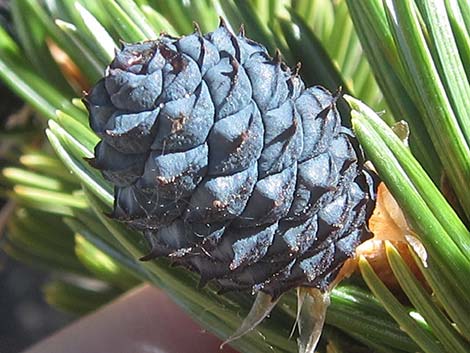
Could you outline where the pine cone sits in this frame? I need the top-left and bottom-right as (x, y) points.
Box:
(85, 22), (377, 298)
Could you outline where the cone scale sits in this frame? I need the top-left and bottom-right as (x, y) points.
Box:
(85, 22), (377, 299)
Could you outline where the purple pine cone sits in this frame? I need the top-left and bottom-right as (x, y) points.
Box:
(85, 22), (377, 298)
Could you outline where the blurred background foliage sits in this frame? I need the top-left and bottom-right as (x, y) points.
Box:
(1, 1), (470, 352)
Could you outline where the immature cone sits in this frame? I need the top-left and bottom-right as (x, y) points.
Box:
(85, 22), (377, 298)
